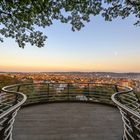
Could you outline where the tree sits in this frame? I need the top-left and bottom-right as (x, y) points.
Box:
(0, 75), (20, 91)
(0, 0), (140, 48)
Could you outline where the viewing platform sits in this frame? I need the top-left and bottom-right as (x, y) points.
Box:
(0, 83), (140, 140)
(13, 103), (123, 140)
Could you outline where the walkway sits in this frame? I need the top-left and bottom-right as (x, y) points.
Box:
(13, 103), (123, 140)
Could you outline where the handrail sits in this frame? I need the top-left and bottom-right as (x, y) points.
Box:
(5, 83), (117, 106)
(0, 85), (27, 140)
(112, 87), (140, 119)
(1, 85), (27, 119)
(111, 86), (140, 140)
(0, 83), (140, 140)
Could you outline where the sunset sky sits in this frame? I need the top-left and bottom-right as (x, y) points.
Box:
(0, 15), (140, 72)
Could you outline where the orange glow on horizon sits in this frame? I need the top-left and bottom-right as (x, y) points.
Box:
(0, 62), (140, 73)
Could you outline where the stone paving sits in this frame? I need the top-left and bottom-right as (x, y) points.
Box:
(13, 103), (123, 140)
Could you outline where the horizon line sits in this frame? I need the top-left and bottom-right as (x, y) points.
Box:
(0, 71), (140, 74)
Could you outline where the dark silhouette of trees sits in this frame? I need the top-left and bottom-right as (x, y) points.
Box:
(0, 0), (140, 48)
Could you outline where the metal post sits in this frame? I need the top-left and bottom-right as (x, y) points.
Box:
(17, 85), (20, 92)
(14, 85), (21, 104)
(114, 85), (119, 92)
(88, 83), (90, 100)
(68, 83), (70, 101)
(48, 83), (50, 101)
(114, 85), (123, 104)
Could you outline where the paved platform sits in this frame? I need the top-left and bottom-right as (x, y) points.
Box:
(13, 103), (123, 140)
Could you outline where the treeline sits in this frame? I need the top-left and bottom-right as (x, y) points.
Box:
(0, 75), (21, 91)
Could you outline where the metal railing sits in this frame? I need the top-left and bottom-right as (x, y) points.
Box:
(0, 83), (140, 140)
(5, 83), (118, 106)
(0, 85), (26, 140)
(112, 86), (140, 140)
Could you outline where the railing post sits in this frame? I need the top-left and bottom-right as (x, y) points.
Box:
(114, 85), (119, 92)
(67, 83), (70, 101)
(48, 83), (50, 101)
(14, 85), (21, 104)
(17, 85), (20, 92)
(88, 83), (90, 100)
(114, 85), (123, 104)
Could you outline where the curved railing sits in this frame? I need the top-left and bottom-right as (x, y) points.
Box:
(3, 83), (118, 106)
(0, 83), (140, 140)
(112, 87), (140, 140)
(0, 85), (27, 140)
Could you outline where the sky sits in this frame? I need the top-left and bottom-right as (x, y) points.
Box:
(0, 15), (140, 72)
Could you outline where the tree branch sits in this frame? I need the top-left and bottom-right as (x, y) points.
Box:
(127, 0), (140, 6)
(0, 9), (11, 16)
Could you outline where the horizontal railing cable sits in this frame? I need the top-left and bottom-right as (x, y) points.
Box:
(0, 83), (140, 140)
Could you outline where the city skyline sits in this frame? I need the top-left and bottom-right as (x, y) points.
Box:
(0, 15), (140, 72)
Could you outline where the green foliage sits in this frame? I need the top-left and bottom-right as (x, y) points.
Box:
(0, 75), (34, 91)
(0, 0), (140, 48)
(0, 75), (20, 90)
(135, 91), (140, 100)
